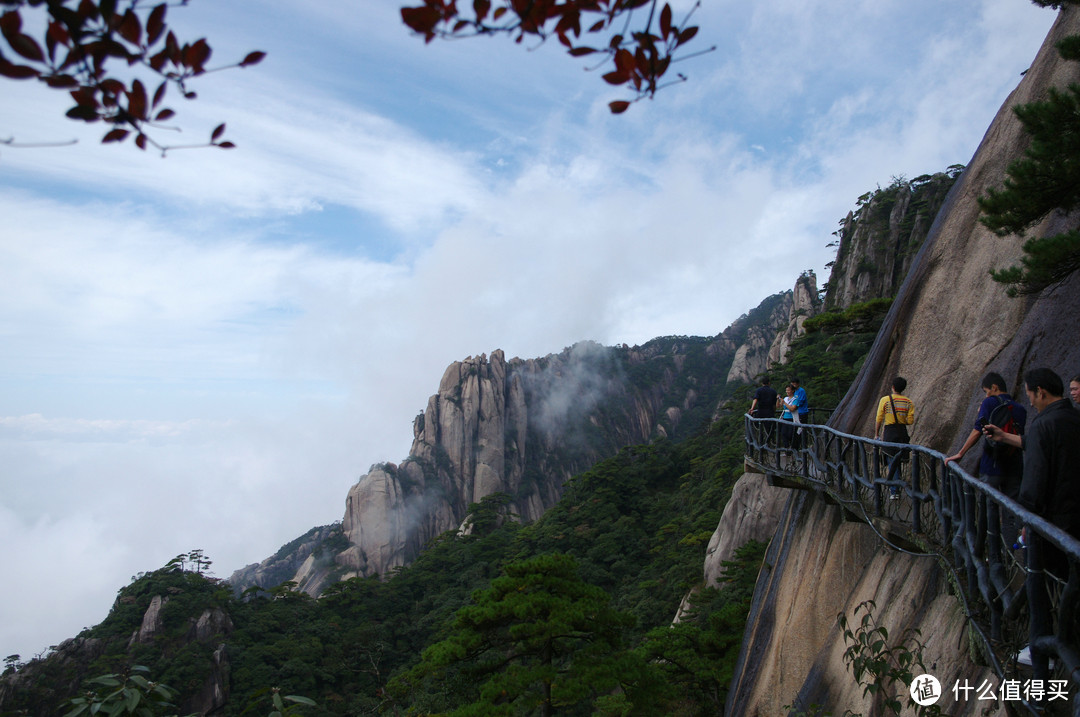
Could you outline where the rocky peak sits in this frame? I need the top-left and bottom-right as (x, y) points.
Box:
(233, 292), (801, 594)
(765, 271), (821, 369)
(823, 169), (960, 310)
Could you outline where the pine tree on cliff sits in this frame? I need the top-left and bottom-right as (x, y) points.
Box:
(389, 553), (665, 715)
(979, 0), (1080, 295)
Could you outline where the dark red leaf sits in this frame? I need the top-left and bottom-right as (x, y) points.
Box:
(128, 78), (147, 119)
(493, 6), (507, 20)
(135, 133), (147, 150)
(211, 122), (225, 141)
(165, 31), (179, 61)
(146, 4), (166, 45)
(44, 73), (78, 88)
(401, 6), (442, 40)
(118, 10), (141, 44)
(70, 86), (97, 106)
(66, 104), (99, 121)
(9, 32), (45, 62)
(568, 46), (596, 56)
(608, 100), (631, 114)
(100, 78), (124, 96)
(99, 0), (116, 21)
(676, 25), (697, 45)
(152, 80), (166, 108)
(217, 141), (235, 149)
(588, 19), (605, 32)
(0, 58), (38, 79)
(602, 70), (627, 85)
(240, 51), (266, 67)
(474, 0), (490, 21)
(0, 10), (21, 36)
(183, 39), (211, 72)
(660, 3), (672, 39)
(76, 0), (98, 21)
(102, 128), (129, 143)
(148, 49), (167, 72)
(154, 108), (174, 121)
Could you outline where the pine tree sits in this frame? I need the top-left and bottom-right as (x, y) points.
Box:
(393, 553), (661, 715)
(978, 12), (1080, 295)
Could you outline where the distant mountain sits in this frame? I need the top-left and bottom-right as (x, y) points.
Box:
(230, 283), (809, 597)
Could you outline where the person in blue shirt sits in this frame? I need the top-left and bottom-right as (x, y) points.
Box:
(946, 372), (1027, 544)
(790, 377), (809, 424)
(946, 372), (1027, 489)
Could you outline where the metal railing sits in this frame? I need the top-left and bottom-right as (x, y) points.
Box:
(744, 414), (1080, 714)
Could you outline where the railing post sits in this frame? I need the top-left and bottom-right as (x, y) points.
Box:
(911, 452), (922, 533)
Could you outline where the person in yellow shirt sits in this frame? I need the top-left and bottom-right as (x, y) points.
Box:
(875, 376), (915, 499)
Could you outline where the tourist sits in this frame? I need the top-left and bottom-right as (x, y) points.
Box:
(750, 376), (779, 447)
(874, 376), (915, 499)
(945, 372), (1027, 544)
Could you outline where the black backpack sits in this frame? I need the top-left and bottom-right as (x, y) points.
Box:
(983, 396), (1020, 458)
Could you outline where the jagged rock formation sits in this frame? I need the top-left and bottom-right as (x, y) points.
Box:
(233, 294), (808, 594)
(823, 170), (960, 310)
(764, 271), (821, 370)
(229, 524), (343, 597)
(725, 7), (1080, 714)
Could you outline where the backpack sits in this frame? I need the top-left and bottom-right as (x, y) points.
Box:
(983, 396), (1020, 458)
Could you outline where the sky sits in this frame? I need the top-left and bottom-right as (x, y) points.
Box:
(0, 0), (1059, 662)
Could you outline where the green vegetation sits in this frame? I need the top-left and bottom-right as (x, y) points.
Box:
(837, 601), (941, 717)
(781, 298), (893, 409)
(63, 665), (192, 717)
(979, 10), (1080, 295)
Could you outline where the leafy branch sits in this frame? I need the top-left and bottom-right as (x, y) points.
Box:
(838, 600), (942, 716)
(0, 0), (265, 154)
(400, 0), (713, 113)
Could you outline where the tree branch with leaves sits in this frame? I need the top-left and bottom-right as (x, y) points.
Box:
(0, 0), (264, 154)
(400, 0), (712, 113)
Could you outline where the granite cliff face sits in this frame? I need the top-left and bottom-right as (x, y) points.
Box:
(233, 290), (810, 593)
(722, 7), (1080, 714)
(823, 170), (960, 310)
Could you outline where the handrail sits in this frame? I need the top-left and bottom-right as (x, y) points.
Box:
(744, 414), (1080, 715)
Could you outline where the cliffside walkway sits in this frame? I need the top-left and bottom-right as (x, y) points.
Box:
(744, 415), (1080, 713)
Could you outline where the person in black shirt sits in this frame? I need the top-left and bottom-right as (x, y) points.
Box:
(749, 376), (779, 448)
(750, 376), (778, 418)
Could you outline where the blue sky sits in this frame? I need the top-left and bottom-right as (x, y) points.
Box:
(0, 0), (1058, 661)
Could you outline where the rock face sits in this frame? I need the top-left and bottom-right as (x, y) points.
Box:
(727, 290), (797, 384)
(702, 473), (790, 589)
(823, 171), (960, 310)
(725, 7), (1080, 715)
(228, 524), (341, 597)
(765, 271), (820, 369)
(233, 285), (813, 594)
